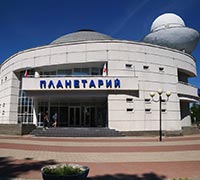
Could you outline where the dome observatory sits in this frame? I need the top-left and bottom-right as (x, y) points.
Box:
(142, 13), (200, 54)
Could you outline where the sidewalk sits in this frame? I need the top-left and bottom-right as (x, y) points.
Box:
(0, 135), (200, 180)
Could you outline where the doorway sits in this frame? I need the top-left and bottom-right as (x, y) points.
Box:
(68, 106), (81, 127)
(36, 99), (107, 128)
(83, 106), (96, 127)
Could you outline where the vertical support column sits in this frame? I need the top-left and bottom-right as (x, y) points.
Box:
(33, 99), (38, 126)
(159, 94), (162, 142)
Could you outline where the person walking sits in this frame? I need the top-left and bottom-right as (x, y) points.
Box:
(52, 112), (57, 127)
(43, 112), (49, 130)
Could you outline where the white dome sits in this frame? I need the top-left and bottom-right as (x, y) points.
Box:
(151, 13), (185, 32)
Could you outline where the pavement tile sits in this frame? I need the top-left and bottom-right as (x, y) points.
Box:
(0, 135), (200, 180)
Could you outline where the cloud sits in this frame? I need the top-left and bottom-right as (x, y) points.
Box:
(110, 0), (151, 36)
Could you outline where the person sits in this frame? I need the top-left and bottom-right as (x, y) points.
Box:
(43, 112), (49, 130)
(52, 112), (57, 127)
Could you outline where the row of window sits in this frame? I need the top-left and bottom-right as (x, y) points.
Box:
(125, 98), (167, 113)
(22, 63), (166, 78)
(144, 98), (167, 113)
(23, 67), (104, 78)
(125, 63), (165, 72)
(43, 67), (103, 76)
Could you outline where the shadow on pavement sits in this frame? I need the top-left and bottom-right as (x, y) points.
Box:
(0, 157), (166, 180)
(0, 156), (57, 179)
(88, 173), (166, 180)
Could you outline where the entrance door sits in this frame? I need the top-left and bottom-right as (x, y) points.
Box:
(37, 101), (48, 127)
(60, 106), (68, 127)
(68, 106), (81, 126)
(84, 106), (96, 127)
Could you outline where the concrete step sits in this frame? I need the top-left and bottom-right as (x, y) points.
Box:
(182, 126), (200, 135)
(30, 127), (124, 137)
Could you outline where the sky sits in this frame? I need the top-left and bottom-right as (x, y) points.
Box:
(0, 0), (199, 87)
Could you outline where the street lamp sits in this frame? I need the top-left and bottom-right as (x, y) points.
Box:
(150, 89), (171, 141)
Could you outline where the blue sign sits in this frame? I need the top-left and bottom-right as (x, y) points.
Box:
(40, 78), (121, 89)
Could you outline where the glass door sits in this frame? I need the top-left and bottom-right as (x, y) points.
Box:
(37, 101), (48, 127)
(83, 106), (96, 127)
(84, 107), (91, 127)
(59, 106), (68, 127)
(50, 106), (59, 127)
(68, 106), (81, 127)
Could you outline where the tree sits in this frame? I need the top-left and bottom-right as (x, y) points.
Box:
(190, 103), (200, 126)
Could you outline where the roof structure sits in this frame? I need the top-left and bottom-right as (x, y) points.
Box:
(142, 13), (200, 54)
(51, 29), (113, 44)
(151, 13), (185, 32)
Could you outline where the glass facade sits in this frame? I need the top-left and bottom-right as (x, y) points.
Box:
(36, 100), (107, 128)
(18, 90), (34, 124)
(39, 66), (103, 77)
(18, 70), (34, 124)
(17, 63), (107, 126)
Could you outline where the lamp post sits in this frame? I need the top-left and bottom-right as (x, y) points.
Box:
(150, 89), (171, 141)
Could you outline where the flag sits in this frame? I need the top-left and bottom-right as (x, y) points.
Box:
(102, 63), (107, 76)
(24, 68), (28, 78)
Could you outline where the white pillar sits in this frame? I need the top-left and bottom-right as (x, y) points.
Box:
(33, 99), (38, 126)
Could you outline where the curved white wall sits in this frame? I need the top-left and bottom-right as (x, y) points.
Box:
(0, 40), (198, 131)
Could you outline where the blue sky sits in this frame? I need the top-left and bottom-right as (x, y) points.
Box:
(0, 0), (199, 87)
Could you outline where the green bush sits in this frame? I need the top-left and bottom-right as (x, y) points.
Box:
(43, 164), (83, 176)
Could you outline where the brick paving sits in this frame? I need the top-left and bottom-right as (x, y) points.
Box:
(0, 135), (200, 180)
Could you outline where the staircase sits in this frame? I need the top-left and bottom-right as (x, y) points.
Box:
(30, 127), (124, 137)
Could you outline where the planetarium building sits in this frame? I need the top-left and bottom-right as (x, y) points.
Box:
(0, 13), (199, 133)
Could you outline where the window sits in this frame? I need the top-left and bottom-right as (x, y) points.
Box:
(91, 67), (99, 75)
(18, 89), (33, 124)
(73, 68), (90, 76)
(144, 98), (151, 103)
(125, 64), (133, 69)
(126, 98), (133, 103)
(57, 70), (66, 76)
(161, 109), (167, 113)
(127, 108), (134, 112)
(74, 68), (81, 73)
(43, 71), (56, 77)
(65, 69), (72, 75)
(145, 108), (151, 113)
(143, 65), (149, 70)
(57, 69), (72, 76)
(82, 68), (89, 75)
(159, 67), (164, 72)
